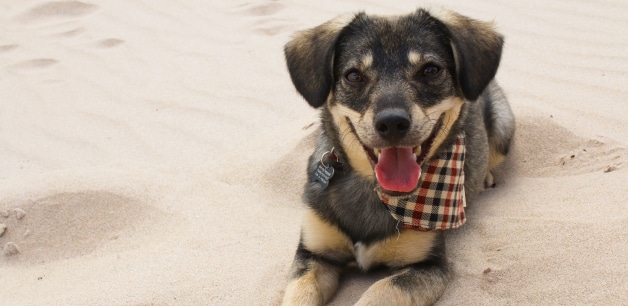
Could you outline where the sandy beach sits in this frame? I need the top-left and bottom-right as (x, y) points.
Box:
(1, 0), (626, 304)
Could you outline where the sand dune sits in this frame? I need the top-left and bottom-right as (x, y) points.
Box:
(1, 0), (626, 305)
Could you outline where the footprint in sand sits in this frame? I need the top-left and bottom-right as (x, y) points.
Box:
(3, 242), (20, 256)
(252, 20), (288, 36)
(236, 1), (288, 36)
(19, 1), (98, 22)
(7, 59), (59, 72)
(56, 27), (86, 38)
(505, 117), (627, 177)
(1, 208), (27, 256)
(239, 1), (284, 16)
(96, 38), (125, 49)
(0, 191), (169, 263)
(18, 2), (123, 49)
(13, 208), (26, 220)
(0, 44), (19, 53)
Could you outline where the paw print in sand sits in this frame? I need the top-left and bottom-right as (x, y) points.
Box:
(1, 207), (27, 257)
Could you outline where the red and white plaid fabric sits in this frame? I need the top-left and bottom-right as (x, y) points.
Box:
(376, 134), (466, 231)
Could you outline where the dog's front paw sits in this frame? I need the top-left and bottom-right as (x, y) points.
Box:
(354, 278), (415, 306)
(282, 260), (341, 306)
(282, 278), (323, 306)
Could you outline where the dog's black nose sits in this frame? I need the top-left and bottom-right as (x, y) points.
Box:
(374, 109), (411, 142)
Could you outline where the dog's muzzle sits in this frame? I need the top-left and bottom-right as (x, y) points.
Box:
(363, 115), (442, 195)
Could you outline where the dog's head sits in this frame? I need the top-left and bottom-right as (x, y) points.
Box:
(285, 9), (503, 194)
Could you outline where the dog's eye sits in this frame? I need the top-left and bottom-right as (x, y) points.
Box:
(419, 64), (442, 79)
(345, 70), (365, 84)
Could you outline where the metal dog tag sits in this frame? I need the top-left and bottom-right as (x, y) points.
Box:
(312, 163), (335, 190)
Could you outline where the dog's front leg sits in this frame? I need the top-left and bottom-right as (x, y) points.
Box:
(355, 263), (450, 306)
(282, 245), (342, 306)
(283, 210), (354, 305)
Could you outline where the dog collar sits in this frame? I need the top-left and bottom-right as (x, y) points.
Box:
(376, 133), (466, 231)
(311, 148), (344, 190)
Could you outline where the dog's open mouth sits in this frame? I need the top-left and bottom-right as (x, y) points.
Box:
(363, 119), (442, 195)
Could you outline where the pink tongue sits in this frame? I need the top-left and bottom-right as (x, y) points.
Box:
(375, 147), (421, 192)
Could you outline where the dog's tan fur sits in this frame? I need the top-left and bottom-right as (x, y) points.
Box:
(301, 209), (353, 261)
(328, 103), (375, 180)
(353, 230), (436, 270)
(283, 260), (341, 305)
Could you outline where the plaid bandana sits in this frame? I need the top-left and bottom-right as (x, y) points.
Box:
(376, 134), (466, 231)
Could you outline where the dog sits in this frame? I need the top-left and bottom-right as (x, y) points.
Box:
(282, 8), (515, 306)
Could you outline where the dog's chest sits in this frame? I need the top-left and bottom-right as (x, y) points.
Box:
(302, 209), (437, 270)
(351, 229), (437, 270)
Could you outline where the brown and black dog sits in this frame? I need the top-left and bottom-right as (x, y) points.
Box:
(282, 8), (515, 305)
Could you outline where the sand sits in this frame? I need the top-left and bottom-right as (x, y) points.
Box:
(0, 0), (626, 305)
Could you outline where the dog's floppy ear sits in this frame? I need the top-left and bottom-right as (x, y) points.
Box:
(284, 15), (355, 108)
(429, 9), (504, 101)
